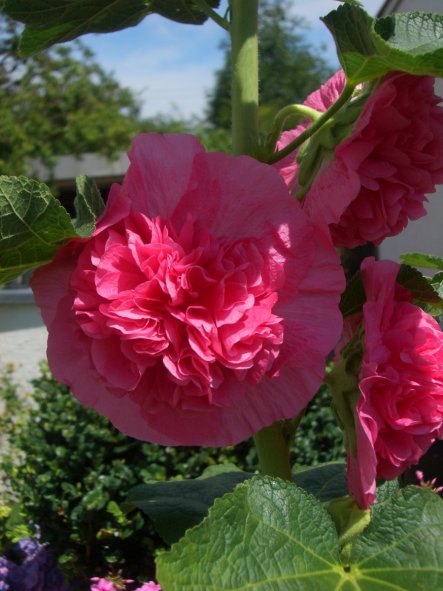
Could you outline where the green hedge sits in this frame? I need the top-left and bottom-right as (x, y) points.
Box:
(0, 363), (344, 588)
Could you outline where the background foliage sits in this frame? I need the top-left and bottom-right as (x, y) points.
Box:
(0, 364), (344, 589)
(0, 10), (144, 176)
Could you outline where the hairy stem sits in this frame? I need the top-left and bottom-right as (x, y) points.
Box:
(266, 82), (356, 164)
(230, 0), (259, 156)
(253, 422), (293, 481)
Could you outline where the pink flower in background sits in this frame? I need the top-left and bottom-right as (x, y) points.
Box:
(135, 582), (162, 591)
(90, 578), (122, 591)
(345, 258), (443, 508)
(32, 133), (344, 447)
(278, 71), (443, 248)
(415, 470), (443, 494)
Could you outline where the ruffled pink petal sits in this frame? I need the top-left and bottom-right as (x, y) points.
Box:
(32, 133), (345, 447)
(123, 133), (205, 219)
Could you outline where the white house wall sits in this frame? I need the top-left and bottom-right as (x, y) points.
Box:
(378, 0), (443, 263)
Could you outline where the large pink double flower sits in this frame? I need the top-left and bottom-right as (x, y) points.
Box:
(32, 133), (344, 446)
(277, 71), (443, 248)
(345, 258), (443, 508)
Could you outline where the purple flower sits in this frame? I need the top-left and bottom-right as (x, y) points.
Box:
(0, 537), (67, 591)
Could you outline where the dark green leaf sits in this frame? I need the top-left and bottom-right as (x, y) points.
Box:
(293, 462), (347, 502)
(340, 271), (366, 317)
(400, 252), (443, 271)
(5, 0), (151, 56)
(129, 464), (251, 544)
(149, 0), (220, 25)
(74, 175), (105, 237)
(397, 264), (443, 307)
(129, 462), (347, 544)
(431, 272), (443, 299)
(157, 477), (443, 590)
(0, 176), (77, 285)
(322, 5), (443, 84)
(5, 0), (220, 56)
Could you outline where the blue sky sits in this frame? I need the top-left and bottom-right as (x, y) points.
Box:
(83, 0), (384, 120)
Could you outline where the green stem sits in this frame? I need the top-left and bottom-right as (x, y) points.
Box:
(229, 0), (259, 156)
(253, 422), (293, 481)
(266, 82), (356, 164)
(194, 0), (230, 31)
(266, 104), (322, 154)
(273, 103), (322, 130)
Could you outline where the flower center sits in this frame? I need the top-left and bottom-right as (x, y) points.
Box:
(70, 211), (283, 405)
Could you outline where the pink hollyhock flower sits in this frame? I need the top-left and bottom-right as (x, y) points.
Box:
(345, 257), (443, 508)
(31, 133), (344, 446)
(278, 71), (443, 248)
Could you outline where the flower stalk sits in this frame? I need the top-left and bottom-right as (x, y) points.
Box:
(229, 0), (259, 156)
(253, 422), (293, 481)
(230, 0), (294, 481)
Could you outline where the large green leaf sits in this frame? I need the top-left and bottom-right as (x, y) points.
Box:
(5, 0), (151, 56)
(4, 0), (220, 56)
(149, 0), (220, 25)
(0, 176), (77, 285)
(129, 464), (251, 544)
(351, 487), (443, 589)
(397, 264), (443, 308)
(400, 252), (443, 271)
(130, 463), (347, 544)
(293, 462), (347, 503)
(73, 175), (105, 237)
(157, 477), (443, 590)
(322, 4), (443, 84)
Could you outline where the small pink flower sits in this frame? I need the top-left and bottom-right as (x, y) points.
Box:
(415, 470), (443, 493)
(344, 258), (443, 508)
(32, 133), (344, 446)
(90, 578), (119, 591)
(135, 582), (162, 591)
(278, 71), (443, 248)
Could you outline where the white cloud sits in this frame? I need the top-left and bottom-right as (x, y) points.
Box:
(86, 0), (384, 119)
(86, 12), (226, 119)
(118, 57), (217, 119)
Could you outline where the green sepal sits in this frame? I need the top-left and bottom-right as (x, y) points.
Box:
(327, 495), (371, 567)
(339, 271), (366, 318)
(327, 331), (363, 459)
(296, 87), (371, 199)
(322, 4), (443, 84)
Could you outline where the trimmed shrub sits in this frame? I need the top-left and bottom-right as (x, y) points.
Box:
(1, 364), (344, 588)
